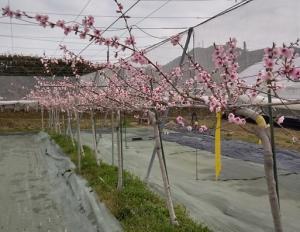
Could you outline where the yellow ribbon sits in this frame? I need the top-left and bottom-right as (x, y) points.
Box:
(215, 111), (222, 180)
(255, 115), (267, 128)
(255, 115), (267, 144)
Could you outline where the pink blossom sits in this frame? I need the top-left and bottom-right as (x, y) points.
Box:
(199, 125), (208, 133)
(63, 26), (72, 35)
(263, 58), (274, 69)
(292, 136), (298, 143)
(228, 113), (235, 123)
(173, 67), (182, 77)
(176, 116), (183, 123)
(262, 71), (274, 81)
(73, 24), (79, 31)
(125, 36), (136, 46)
(104, 38), (111, 46)
(234, 117), (241, 124)
(186, 126), (192, 132)
(277, 116), (284, 125)
(178, 121), (185, 127)
(116, 3), (123, 13)
(2, 6), (13, 17)
(228, 113), (246, 125)
(14, 10), (22, 18)
(56, 20), (65, 28)
(291, 68), (300, 80)
(86, 15), (94, 27)
(93, 29), (101, 37)
(131, 52), (148, 65)
(79, 32), (86, 39)
(240, 118), (246, 125)
(279, 47), (294, 58)
(170, 34), (181, 46)
(35, 14), (42, 21)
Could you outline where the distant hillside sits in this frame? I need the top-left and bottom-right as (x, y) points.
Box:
(163, 46), (300, 73)
(0, 76), (64, 101)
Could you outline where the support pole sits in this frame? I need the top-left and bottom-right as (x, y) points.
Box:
(111, 111), (115, 166)
(155, 111), (169, 184)
(62, 113), (65, 135)
(116, 110), (124, 191)
(48, 110), (51, 129)
(91, 109), (99, 162)
(67, 110), (75, 146)
(267, 89), (280, 205)
(75, 110), (82, 173)
(196, 149), (199, 180)
(150, 111), (178, 226)
(123, 112), (128, 149)
(41, 106), (44, 131)
(144, 146), (157, 183)
(58, 110), (61, 134)
(179, 27), (194, 66)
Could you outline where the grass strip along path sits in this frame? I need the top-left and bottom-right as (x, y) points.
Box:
(51, 133), (211, 232)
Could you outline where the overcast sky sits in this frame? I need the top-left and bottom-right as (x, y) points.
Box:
(0, 0), (240, 62)
(0, 0), (299, 65)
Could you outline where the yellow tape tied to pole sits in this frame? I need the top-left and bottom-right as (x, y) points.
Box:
(215, 111), (222, 180)
(255, 115), (267, 144)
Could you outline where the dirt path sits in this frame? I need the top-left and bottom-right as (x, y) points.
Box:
(0, 134), (67, 232)
(0, 133), (122, 232)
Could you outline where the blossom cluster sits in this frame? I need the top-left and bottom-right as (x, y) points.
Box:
(228, 113), (246, 125)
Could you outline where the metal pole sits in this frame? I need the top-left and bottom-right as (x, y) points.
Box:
(179, 27), (194, 66)
(155, 111), (169, 184)
(76, 110), (81, 173)
(196, 149), (199, 180)
(123, 111), (128, 148)
(107, 45), (110, 63)
(111, 111), (115, 166)
(41, 106), (44, 131)
(144, 146), (157, 183)
(267, 88), (280, 206)
(120, 111), (124, 185)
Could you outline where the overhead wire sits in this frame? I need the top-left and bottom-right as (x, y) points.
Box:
(144, 0), (252, 52)
(77, 0), (142, 56)
(24, 11), (211, 19)
(8, 0), (14, 53)
(117, 0), (172, 43)
(0, 21), (190, 30)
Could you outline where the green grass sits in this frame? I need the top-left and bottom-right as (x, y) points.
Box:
(50, 133), (211, 232)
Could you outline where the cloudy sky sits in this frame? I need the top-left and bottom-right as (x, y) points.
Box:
(0, 0), (299, 65)
(0, 0), (240, 62)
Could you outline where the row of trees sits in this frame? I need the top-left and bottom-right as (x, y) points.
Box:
(0, 54), (97, 76)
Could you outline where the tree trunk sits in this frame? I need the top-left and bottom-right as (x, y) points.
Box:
(91, 109), (99, 163)
(41, 106), (44, 131)
(111, 111), (115, 166)
(48, 110), (51, 129)
(75, 110), (82, 173)
(237, 108), (282, 232)
(149, 111), (179, 226)
(104, 111), (108, 127)
(67, 110), (75, 146)
(62, 113), (65, 135)
(116, 110), (124, 191)
(57, 110), (61, 134)
(256, 128), (282, 232)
